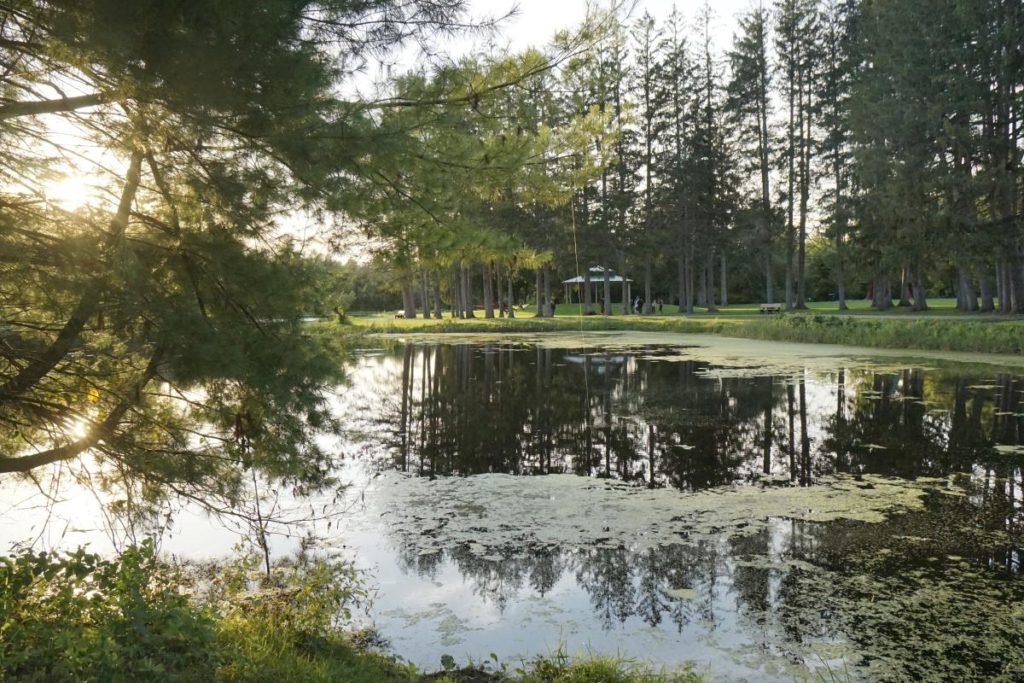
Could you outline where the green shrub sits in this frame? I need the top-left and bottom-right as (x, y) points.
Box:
(0, 540), (219, 682)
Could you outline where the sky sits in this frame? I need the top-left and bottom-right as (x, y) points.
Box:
(464, 0), (754, 53)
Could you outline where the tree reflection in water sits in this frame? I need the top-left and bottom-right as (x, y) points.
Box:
(351, 342), (1023, 679)
(368, 343), (1024, 490)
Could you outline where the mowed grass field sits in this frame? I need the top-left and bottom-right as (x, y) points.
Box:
(336, 298), (1024, 355)
(354, 297), (994, 321)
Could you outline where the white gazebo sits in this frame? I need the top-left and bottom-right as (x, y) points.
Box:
(563, 266), (633, 312)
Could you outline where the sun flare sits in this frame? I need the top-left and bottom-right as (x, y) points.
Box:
(44, 175), (96, 211)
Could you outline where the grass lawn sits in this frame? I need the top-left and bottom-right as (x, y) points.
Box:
(338, 298), (1024, 355)
(352, 297), (989, 321)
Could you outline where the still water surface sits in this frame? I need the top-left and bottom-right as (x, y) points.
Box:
(3, 334), (1023, 681)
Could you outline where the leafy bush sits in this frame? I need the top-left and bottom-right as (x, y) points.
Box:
(0, 542), (386, 683)
(0, 540), (219, 682)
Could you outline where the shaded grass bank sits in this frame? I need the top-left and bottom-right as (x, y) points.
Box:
(346, 312), (1024, 355)
(0, 542), (699, 683)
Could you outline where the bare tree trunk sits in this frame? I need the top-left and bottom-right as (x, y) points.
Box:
(720, 253), (728, 307)
(980, 268), (995, 312)
(534, 269), (543, 317)
(911, 267), (927, 312)
(686, 248), (695, 314)
(507, 270), (515, 318)
(543, 265), (553, 317)
(871, 273), (892, 310)
(451, 267), (461, 318)
(619, 253), (629, 315)
(420, 269), (430, 319)
(644, 256), (652, 314)
(765, 254), (774, 305)
(785, 68), (796, 312)
(796, 71), (811, 310)
(598, 270), (606, 317)
(677, 254), (687, 315)
(706, 251), (718, 313)
(461, 262), (474, 318)
(496, 263), (506, 318)
(996, 262), (1005, 312)
(401, 280), (416, 319)
(483, 262), (495, 319)
(432, 273), (443, 319)
(698, 259), (707, 308)
(898, 267), (913, 307)
(583, 272), (593, 314)
(836, 231), (848, 311)
(957, 265), (978, 312)
(1009, 247), (1024, 314)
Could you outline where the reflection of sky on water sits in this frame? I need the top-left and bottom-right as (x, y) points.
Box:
(2, 337), (1022, 681)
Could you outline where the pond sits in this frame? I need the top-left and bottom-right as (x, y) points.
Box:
(2, 333), (1023, 681)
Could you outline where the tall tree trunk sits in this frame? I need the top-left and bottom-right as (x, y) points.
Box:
(420, 269), (430, 319)
(836, 231), (848, 311)
(534, 269), (543, 317)
(698, 260), (707, 308)
(507, 270), (515, 319)
(644, 256), (652, 314)
(871, 273), (892, 310)
(603, 269), (612, 316)
(686, 247), (695, 314)
(999, 260), (1012, 313)
(911, 267), (927, 312)
(796, 66), (811, 310)
(706, 251), (718, 313)
(401, 280), (416, 319)
(980, 268), (995, 312)
(496, 263), (506, 318)
(785, 62), (796, 312)
(483, 262), (495, 319)
(451, 267), (461, 318)
(677, 254), (687, 315)
(957, 265), (978, 312)
(583, 272), (593, 314)
(720, 253), (728, 307)
(1009, 247), (1024, 314)
(899, 267), (913, 307)
(543, 265), (553, 317)
(619, 253), (629, 315)
(759, 80), (774, 307)
(461, 262), (474, 318)
(432, 273), (443, 319)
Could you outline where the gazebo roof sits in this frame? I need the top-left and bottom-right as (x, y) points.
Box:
(562, 266), (632, 284)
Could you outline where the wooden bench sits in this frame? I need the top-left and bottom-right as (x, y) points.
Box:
(759, 303), (783, 314)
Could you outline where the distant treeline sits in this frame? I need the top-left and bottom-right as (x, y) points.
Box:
(357, 0), (1023, 318)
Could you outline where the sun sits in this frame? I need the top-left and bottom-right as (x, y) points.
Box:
(44, 174), (96, 211)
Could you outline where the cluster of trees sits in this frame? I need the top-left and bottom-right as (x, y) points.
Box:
(366, 0), (1023, 315)
(2, 0), (1021, 504)
(0, 1), (507, 495)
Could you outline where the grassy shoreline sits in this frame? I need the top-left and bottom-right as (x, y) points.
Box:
(342, 309), (1024, 356)
(0, 543), (700, 683)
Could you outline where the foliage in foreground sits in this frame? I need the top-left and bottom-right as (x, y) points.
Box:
(432, 651), (704, 683)
(0, 542), (701, 683)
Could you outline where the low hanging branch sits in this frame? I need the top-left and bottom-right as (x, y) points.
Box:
(0, 150), (143, 401)
(0, 93), (107, 121)
(0, 346), (164, 474)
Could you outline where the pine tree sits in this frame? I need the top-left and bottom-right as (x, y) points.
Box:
(728, 3), (777, 304)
